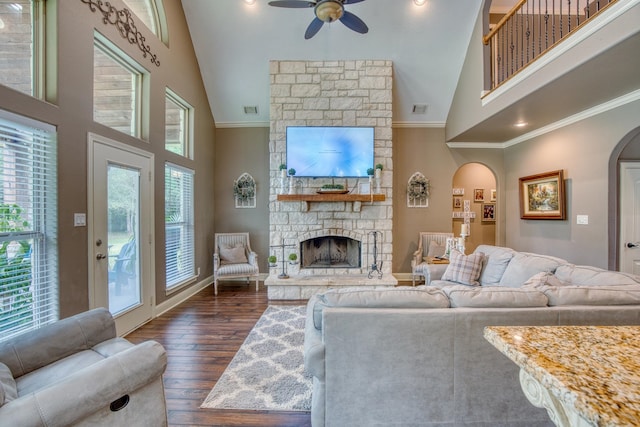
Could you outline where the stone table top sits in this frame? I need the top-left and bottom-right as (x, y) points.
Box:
(484, 325), (640, 427)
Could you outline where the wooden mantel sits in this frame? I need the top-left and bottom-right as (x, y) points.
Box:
(277, 193), (385, 212)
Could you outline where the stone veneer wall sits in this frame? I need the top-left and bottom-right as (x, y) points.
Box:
(269, 60), (393, 276)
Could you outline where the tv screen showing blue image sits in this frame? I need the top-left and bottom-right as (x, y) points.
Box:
(286, 126), (374, 177)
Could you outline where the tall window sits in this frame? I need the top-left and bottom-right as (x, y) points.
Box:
(0, 0), (45, 97)
(93, 36), (144, 137)
(165, 89), (193, 158)
(0, 110), (58, 342)
(165, 163), (194, 289)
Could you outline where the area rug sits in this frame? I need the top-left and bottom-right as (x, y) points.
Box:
(200, 305), (312, 412)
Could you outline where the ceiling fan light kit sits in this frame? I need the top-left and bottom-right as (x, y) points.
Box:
(268, 0), (369, 39)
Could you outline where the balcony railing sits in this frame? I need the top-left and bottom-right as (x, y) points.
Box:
(483, 0), (617, 91)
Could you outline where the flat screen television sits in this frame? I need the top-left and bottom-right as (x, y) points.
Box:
(286, 126), (374, 177)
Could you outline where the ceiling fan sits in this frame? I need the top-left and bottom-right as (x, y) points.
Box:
(268, 0), (369, 39)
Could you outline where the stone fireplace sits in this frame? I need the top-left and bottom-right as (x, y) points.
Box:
(266, 60), (396, 298)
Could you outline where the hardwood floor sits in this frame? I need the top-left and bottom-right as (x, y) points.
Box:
(125, 282), (312, 427)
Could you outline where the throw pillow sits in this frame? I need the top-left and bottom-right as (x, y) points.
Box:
(427, 241), (446, 258)
(441, 250), (485, 286)
(219, 243), (248, 265)
(0, 362), (17, 407)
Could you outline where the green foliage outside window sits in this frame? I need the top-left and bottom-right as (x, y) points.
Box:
(0, 203), (33, 333)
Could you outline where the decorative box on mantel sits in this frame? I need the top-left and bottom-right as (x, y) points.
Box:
(277, 193), (385, 212)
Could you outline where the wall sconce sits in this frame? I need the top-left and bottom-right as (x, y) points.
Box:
(414, 0), (427, 5)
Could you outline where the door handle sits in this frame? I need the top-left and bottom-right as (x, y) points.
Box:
(627, 242), (639, 248)
(96, 253), (107, 260)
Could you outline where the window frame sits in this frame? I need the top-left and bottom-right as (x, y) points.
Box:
(0, 109), (58, 342)
(93, 33), (146, 138)
(164, 162), (195, 291)
(164, 88), (193, 159)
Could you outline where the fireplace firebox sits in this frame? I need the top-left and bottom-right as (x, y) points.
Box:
(300, 236), (361, 269)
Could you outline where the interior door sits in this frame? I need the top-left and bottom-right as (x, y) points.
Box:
(88, 133), (154, 335)
(619, 162), (640, 274)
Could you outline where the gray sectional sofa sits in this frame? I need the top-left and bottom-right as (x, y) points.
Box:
(304, 245), (640, 427)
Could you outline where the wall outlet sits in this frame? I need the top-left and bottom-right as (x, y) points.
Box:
(576, 215), (589, 225)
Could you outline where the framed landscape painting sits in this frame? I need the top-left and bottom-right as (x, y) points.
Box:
(519, 170), (566, 220)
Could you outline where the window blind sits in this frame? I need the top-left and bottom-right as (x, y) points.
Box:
(165, 163), (195, 289)
(0, 110), (58, 342)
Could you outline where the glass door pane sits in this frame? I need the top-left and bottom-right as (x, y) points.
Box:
(107, 164), (141, 315)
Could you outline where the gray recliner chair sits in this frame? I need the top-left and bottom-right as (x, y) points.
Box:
(0, 308), (168, 427)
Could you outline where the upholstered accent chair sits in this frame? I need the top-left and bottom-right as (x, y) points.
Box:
(411, 231), (454, 286)
(0, 308), (168, 426)
(213, 232), (260, 295)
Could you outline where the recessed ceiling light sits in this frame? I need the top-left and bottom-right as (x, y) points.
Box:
(514, 122), (528, 128)
(414, 0), (427, 6)
(244, 0), (256, 4)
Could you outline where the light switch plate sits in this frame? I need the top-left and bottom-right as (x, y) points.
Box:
(74, 213), (86, 227)
(576, 215), (589, 225)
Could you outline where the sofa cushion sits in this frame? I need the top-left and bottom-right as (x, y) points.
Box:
(474, 245), (515, 286)
(219, 243), (248, 264)
(441, 250), (485, 286)
(0, 362), (17, 406)
(443, 285), (548, 308)
(312, 286), (449, 330)
(555, 264), (640, 287)
(499, 252), (566, 288)
(522, 271), (566, 288)
(540, 285), (640, 306)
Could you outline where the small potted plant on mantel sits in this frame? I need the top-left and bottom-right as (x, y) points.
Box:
(288, 168), (296, 194)
(375, 163), (383, 179)
(288, 253), (298, 265)
(268, 255), (277, 267)
(279, 163), (287, 178)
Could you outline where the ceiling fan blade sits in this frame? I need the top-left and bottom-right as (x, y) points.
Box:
(339, 11), (368, 34)
(343, 0), (367, 4)
(268, 1), (315, 8)
(305, 17), (324, 39)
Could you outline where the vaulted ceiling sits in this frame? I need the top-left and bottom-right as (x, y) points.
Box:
(181, 0), (486, 128)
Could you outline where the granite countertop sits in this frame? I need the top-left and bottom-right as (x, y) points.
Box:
(484, 325), (640, 426)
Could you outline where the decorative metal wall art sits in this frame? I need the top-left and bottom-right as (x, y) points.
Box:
(81, 0), (160, 67)
(234, 172), (256, 208)
(407, 172), (429, 208)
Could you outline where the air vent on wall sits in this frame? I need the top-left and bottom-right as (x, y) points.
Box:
(243, 106), (258, 114)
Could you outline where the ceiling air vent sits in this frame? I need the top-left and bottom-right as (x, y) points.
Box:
(243, 106), (258, 114)
(412, 104), (428, 114)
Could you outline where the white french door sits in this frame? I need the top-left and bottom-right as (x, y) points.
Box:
(88, 133), (154, 335)
(620, 162), (640, 275)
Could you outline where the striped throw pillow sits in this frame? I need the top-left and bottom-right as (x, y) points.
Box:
(442, 250), (485, 286)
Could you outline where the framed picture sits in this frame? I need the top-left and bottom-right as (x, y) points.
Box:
(453, 196), (462, 208)
(519, 170), (566, 220)
(452, 188), (464, 195)
(474, 188), (484, 202)
(490, 189), (497, 201)
(482, 203), (496, 222)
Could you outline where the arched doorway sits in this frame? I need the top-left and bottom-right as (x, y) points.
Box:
(452, 163), (497, 254)
(608, 126), (640, 270)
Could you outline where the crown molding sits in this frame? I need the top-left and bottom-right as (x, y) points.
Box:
(215, 121), (270, 128)
(392, 121), (446, 128)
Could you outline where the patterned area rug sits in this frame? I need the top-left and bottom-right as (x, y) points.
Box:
(200, 305), (312, 412)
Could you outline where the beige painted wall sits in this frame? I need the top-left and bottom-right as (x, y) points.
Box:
(214, 127), (270, 271)
(504, 99), (640, 268)
(0, 1), (216, 317)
